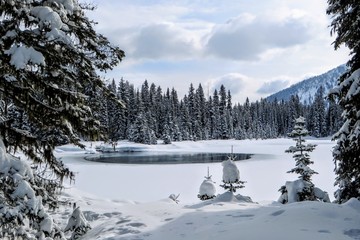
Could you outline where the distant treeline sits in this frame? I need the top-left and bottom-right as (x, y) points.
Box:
(96, 78), (343, 144)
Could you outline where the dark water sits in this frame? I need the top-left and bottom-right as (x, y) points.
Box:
(84, 152), (252, 164)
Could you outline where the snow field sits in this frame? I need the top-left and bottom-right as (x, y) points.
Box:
(52, 138), (360, 240)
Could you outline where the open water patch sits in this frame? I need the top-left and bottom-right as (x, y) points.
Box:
(84, 152), (252, 164)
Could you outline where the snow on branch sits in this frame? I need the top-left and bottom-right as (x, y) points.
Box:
(5, 45), (45, 70)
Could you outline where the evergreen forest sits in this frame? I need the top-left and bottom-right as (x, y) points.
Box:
(99, 78), (343, 144)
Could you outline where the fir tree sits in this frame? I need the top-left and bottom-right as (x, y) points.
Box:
(129, 113), (157, 145)
(0, 139), (66, 239)
(117, 78), (131, 139)
(106, 80), (123, 141)
(162, 124), (172, 144)
(198, 167), (216, 200)
(279, 116), (329, 203)
(311, 86), (327, 137)
(64, 206), (91, 240)
(286, 117), (317, 183)
(220, 150), (245, 193)
(327, 0), (360, 203)
(211, 90), (221, 139)
(0, 0), (124, 237)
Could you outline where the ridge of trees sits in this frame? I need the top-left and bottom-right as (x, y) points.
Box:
(98, 79), (343, 144)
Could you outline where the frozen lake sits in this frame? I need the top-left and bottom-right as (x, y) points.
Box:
(84, 152), (252, 164)
(58, 138), (336, 203)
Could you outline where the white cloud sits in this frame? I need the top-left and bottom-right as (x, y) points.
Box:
(87, 0), (350, 104)
(257, 80), (290, 94)
(131, 23), (198, 59)
(208, 73), (248, 96)
(204, 14), (313, 61)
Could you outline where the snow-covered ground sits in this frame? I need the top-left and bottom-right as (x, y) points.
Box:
(54, 138), (360, 240)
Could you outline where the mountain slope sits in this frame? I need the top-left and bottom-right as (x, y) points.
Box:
(266, 65), (347, 104)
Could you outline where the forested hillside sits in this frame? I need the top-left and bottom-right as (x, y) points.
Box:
(267, 65), (347, 104)
(97, 79), (343, 144)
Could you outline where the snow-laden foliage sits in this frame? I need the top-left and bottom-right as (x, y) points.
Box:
(222, 158), (240, 183)
(0, 0), (124, 238)
(279, 116), (329, 203)
(285, 116), (317, 182)
(329, 69), (360, 203)
(220, 155), (245, 193)
(0, 138), (66, 239)
(278, 180), (329, 204)
(128, 113), (157, 145)
(327, 0), (360, 203)
(0, 0), (124, 159)
(64, 206), (91, 240)
(162, 124), (172, 145)
(198, 168), (216, 200)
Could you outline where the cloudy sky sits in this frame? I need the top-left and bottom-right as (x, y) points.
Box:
(87, 0), (349, 103)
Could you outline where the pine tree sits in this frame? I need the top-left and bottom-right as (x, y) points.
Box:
(226, 90), (234, 138)
(211, 90), (221, 139)
(0, 1), (124, 237)
(117, 78), (131, 139)
(327, 0), (360, 203)
(219, 85), (229, 139)
(326, 100), (343, 136)
(64, 206), (91, 240)
(198, 167), (216, 200)
(279, 116), (329, 203)
(141, 80), (151, 110)
(162, 124), (172, 144)
(106, 80), (123, 141)
(195, 84), (206, 140)
(311, 86), (327, 137)
(220, 150), (245, 193)
(286, 117), (317, 183)
(0, 139), (66, 239)
(129, 113), (157, 145)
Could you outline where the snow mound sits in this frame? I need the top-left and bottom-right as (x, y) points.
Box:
(279, 180), (330, 204)
(214, 192), (253, 203)
(188, 192), (254, 209)
(342, 198), (360, 211)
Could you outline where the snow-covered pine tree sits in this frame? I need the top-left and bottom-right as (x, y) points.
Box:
(198, 167), (216, 200)
(106, 79), (123, 141)
(226, 90), (234, 138)
(311, 86), (327, 137)
(219, 85), (229, 139)
(326, 100), (343, 136)
(129, 112), (157, 145)
(0, 0), (124, 237)
(286, 116), (317, 199)
(179, 96), (192, 140)
(327, 0), (360, 203)
(141, 80), (151, 111)
(117, 78), (131, 139)
(279, 116), (330, 203)
(220, 151), (245, 193)
(211, 90), (221, 139)
(162, 124), (172, 144)
(287, 95), (303, 133)
(195, 84), (206, 140)
(64, 206), (91, 240)
(0, 139), (66, 239)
